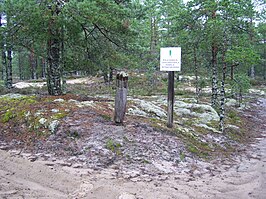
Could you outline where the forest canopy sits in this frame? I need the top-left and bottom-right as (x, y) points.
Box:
(0, 0), (265, 95)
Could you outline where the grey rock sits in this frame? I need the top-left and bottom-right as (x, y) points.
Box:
(54, 98), (65, 102)
(49, 120), (60, 133)
(0, 93), (25, 99)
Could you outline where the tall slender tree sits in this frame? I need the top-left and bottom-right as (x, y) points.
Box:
(5, 0), (13, 88)
(46, 1), (63, 95)
(0, 13), (6, 81)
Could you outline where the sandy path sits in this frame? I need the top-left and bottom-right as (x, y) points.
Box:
(13, 78), (95, 89)
(0, 150), (81, 198)
(0, 98), (265, 199)
(1, 147), (265, 199)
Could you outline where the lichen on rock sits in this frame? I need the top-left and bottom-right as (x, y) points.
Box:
(128, 106), (148, 117)
(129, 99), (167, 118)
(68, 99), (95, 108)
(39, 118), (47, 126)
(54, 98), (65, 103)
(49, 120), (60, 133)
(0, 93), (25, 99)
(226, 98), (237, 107)
(174, 101), (219, 124)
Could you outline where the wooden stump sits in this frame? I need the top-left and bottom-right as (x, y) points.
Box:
(114, 71), (128, 124)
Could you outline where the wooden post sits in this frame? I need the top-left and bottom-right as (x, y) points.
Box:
(114, 71), (128, 124)
(167, 71), (174, 128)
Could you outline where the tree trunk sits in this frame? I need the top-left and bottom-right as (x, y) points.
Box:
(30, 48), (37, 80)
(230, 63), (240, 80)
(230, 64), (234, 80)
(238, 88), (242, 107)
(47, 11), (62, 95)
(194, 46), (200, 103)
(103, 72), (109, 83)
(114, 72), (128, 124)
(1, 44), (6, 82)
(263, 34), (266, 80)
(18, 48), (23, 80)
(0, 14), (6, 81)
(219, 47), (227, 133)
(61, 26), (66, 93)
(150, 16), (158, 63)
(47, 34), (62, 95)
(211, 44), (218, 108)
(211, 10), (218, 108)
(5, 14), (12, 89)
(109, 67), (114, 82)
(250, 66), (255, 79)
(5, 47), (12, 89)
(249, 17), (255, 79)
(41, 58), (46, 79)
(263, 47), (266, 80)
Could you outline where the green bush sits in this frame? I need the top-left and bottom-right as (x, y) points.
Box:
(230, 74), (251, 94)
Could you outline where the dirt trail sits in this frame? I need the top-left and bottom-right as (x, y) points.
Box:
(0, 97), (265, 199)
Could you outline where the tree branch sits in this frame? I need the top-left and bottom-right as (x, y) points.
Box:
(93, 23), (120, 47)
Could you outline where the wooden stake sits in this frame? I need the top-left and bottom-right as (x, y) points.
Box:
(167, 71), (174, 128)
(114, 72), (128, 124)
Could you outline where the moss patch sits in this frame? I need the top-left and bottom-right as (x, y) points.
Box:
(106, 138), (122, 155)
(2, 110), (14, 123)
(0, 94), (75, 143)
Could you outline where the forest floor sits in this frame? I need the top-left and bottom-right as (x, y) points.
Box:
(0, 76), (265, 199)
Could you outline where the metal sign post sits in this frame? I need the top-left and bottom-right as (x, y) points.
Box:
(160, 47), (181, 128)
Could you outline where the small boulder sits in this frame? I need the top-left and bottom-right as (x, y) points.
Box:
(54, 98), (65, 102)
(49, 120), (60, 133)
(226, 98), (237, 107)
(39, 118), (47, 125)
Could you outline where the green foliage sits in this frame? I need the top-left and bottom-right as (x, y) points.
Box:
(0, 83), (9, 95)
(175, 88), (191, 96)
(1, 0), (139, 92)
(198, 78), (207, 90)
(191, 106), (205, 114)
(230, 74), (251, 95)
(100, 114), (112, 121)
(227, 109), (241, 124)
(2, 109), (14, 123)
(179, 151), (185, 161)
(128, 75), (166, 96)
(1, 0), (265, 95)
(106, 138), (122, 155)
(0, 95), (71, 136)
(226, 47), (260, 71)
(187, 144), (198, 154)
(0, 96), (37, 124)
(52, 112), (68, 120)
(250, 78), (266, 86)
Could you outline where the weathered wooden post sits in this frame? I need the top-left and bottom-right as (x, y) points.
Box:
(114, 71), (128, 124)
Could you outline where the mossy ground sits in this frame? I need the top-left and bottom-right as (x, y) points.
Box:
(86, 75), (262, 160)
(0, 94), (78, 145)
(0, 75), (262, 162)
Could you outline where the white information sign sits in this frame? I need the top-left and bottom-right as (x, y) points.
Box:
(160, 47), (181, 71)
